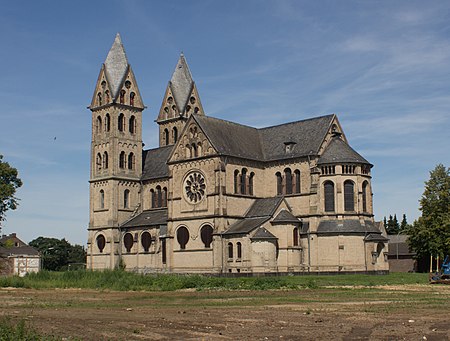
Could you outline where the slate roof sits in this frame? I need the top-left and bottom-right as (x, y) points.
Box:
(251, 227), (277, 240)
(387, 235), (414, 256)
(141, 145), (173, 181)
(272, 210), (301, 224)
(104, 33), (129, 99)
(259, 115), (334, 161)
(223, 197), (285, 235)
(223, 217), (270, 235)
(245, 197), (284, 218)
(194, 114), (264, 160)
(121, 209), (168, 228)
(364, 234), (389, 242)
(170, 54), (194, 113)
(317, 220), (383, 235)
(317, 137), (371, 165)
(0, 246), (40, 256)
(193, 114), (335, 162)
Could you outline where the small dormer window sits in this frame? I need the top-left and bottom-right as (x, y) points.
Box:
(331, 124), (342, 137)
(284, 141), (296, 153)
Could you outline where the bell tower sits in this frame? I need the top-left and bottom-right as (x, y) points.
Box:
(156, 54), (204, 147)
(87, 33), (145, 269)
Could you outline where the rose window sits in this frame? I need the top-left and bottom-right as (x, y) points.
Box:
(184, 172), (206, 203)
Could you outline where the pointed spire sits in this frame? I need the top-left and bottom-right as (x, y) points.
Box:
(169, 53), (194, 112)
(104, 33), (129, 99)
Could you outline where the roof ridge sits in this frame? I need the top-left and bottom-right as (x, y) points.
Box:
(258, 114), (335, 131)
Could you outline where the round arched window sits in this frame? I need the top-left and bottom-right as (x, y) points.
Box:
(96, 234), (106, 253)
(123, 233), (134, 253)
(177, 227), (189, 249)
(141, 232), (152, 252)
(200, 225), (213, 248)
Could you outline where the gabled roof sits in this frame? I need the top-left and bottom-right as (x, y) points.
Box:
(364, 234), (389, 242)
(141, 145), (173, 181)
(223, 197), (285, 235)
(317, 136), (371, 165)
(259, 115), (334, 161)
(223, 217), (270, 235)
(170, 54), (194, 113)
(245, 197), (284, 218)
(272, 210), (301, 224)
(0, 246), (40, 256)
(191, 114), (335, 162)
(104, 33), (129, 99)
(251, 227), (277, 240)
(121, 209), (168, 228)
(193, 114), (264, 160)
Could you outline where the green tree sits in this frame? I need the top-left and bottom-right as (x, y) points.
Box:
(400, 214), (410, 232)
(29, 237), (86, 271)
(0, 155), (22, 232)
(407, 164), (450, 259)
(386, 214), (400, 234)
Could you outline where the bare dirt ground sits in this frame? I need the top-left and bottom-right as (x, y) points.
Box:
(1, 284), (449, 340)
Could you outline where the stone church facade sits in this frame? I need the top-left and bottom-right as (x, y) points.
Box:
(86, 34), (389, 274)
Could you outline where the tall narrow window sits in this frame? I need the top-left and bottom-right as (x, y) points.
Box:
(150, 189), (155, 208)
(105, 90), (110, 103)
(249, 172), (254, 196)
(276, 172), (283, 196)
(293, 227), (299, 246)
(128, 153), (134, 170)
(129, 116), (136, 134)
(130, 92), (135, 106)
(362, 181), (368, 212)
(234, 170), (240, 194)
(156, 186), (162, 208)
(285, 168), (292, 195)
(103, 152), (108, 169)
(164, 129), (169, 146)
(172, 127), (178, 143)
(97, 93), (102, 106)
(177, 227), (189, 249)
(200, 225), (213, 248)
(344, 180), (355, 211)
(240, 169), (247, 194)
(236, 242), (242, 259)
(118, 113), (124, 132)
(119, 151), (125, 169)
(96, 116), (102, 133)
(124, 189), (130, 208)
(228, 242), (233, 259)
(294, 170), (301, 194)
(105, 113), (110, 132)
(162, 239), (167, 264)
(100, 190), (105, 209)
(162, 187), (167, 207)
(96, 153), (102, 170)
(324, 181), (335, 212)
(120, 90), (125, 104)
(192, 143), (198, 157)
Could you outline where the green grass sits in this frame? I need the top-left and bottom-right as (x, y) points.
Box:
(0, 270), (428, 292)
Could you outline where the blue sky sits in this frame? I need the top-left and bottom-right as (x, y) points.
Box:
(1, 1), (449, 245)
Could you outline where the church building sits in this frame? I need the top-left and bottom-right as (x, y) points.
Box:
(86, 34), (389, 274)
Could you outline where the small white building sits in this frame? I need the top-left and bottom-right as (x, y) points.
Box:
(0, 233), (41, 277)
